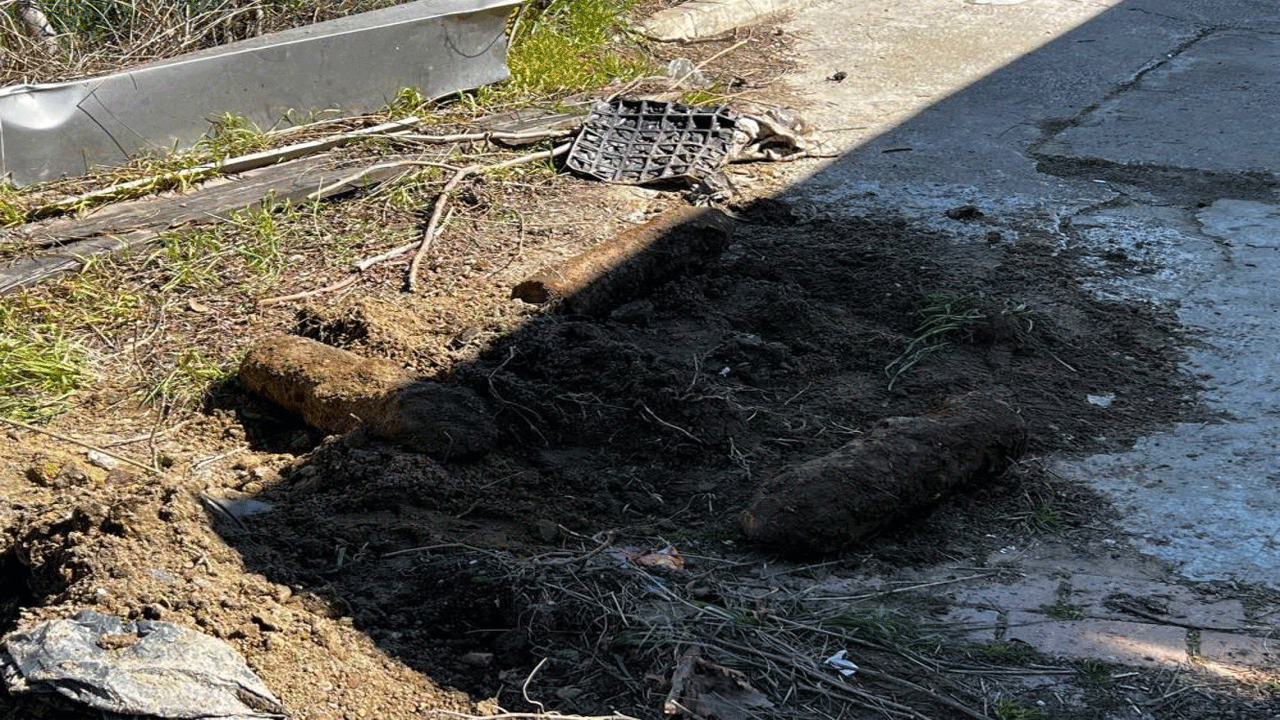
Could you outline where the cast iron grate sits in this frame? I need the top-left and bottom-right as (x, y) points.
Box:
(566, 98), (738, 184)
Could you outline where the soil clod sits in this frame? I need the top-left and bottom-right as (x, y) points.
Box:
(239, 334), (495, 459)
(742, 390), (1027, 555)
(511, 206), (734, 315)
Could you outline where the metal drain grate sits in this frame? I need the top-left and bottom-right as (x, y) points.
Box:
(566, 98), (738, 184)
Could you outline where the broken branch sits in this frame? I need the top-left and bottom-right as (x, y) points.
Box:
(407, 142), (570, 292)
(395, 129), (578, 145)
(256, 273), (360, 307)
(1, 416), (157, 474)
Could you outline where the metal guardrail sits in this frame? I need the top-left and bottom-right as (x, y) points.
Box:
(0, 0), (519, 186)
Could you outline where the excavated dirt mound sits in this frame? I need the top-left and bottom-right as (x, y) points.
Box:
(2, 201), (1224, 719)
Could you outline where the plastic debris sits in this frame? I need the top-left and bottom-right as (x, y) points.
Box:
(728, 102), (815, 162)
(201, 493), (276, 521)
(566, 99), (739, 184)
(824, 649), (859, 676)
(619, 544), (685, 572)
(664, 647), (774, 719)
(0, 610), (285, 719)
(665, 58), (711, 88)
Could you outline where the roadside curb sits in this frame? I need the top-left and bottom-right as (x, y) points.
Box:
(637, 0), (815, 41)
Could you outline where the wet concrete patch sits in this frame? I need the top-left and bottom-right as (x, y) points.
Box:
(1055, 200), (1280, 586)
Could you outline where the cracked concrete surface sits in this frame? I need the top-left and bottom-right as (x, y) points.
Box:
(1056, 199), (1280, 584)
(1039, 27), (1280, 172)
(761, 0), (1280, 672)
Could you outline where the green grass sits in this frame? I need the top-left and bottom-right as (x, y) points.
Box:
(1041, 597), (1085, 621)
(228, 199), (298, 282)
(0, 193), (302, 422)
(146, 198), (296, 292)
(0, 183), (26, 227)
(1008, 500), (1066, 536)
(143, 348), (233, 412)
(819, 607), (922, 646)
(885, 291), (986, 390)
(0, 321), (91, 422)
(680, 89), (731, 106)
(505, 0), (651, 95)
(381, 167), (448, 213)
(201, 113), (271, 159)
(966, 640), (1045, 665)
(383, 87), (432, 118)
(152, 227), (231, 293)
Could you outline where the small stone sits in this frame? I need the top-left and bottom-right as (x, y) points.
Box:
(1087, 393), (1115, 408)
(56, 462), (89, 487)
(252, 611), (284, 632)
(250, 465), (281, 483)
(25, 454), (61, 486)
(314, 626), (342, 651)
(148, 568), (177, 583)
(946, 204), (984, 221)
(86, 450), (119, 470)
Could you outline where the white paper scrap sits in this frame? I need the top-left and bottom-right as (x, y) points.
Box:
(824, 649), (858, 676)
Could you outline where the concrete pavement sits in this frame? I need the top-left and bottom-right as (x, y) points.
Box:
(747, 0), (1280, 672)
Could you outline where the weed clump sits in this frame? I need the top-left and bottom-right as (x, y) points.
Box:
(505, 0), (650, 95)
(885, 291), (986, 390)
(0, 0), (404, 86)
(0, 320), (90, 421)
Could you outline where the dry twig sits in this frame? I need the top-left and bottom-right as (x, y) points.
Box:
(532, 531), (617, 566)
(407, 142), (570, 292)
(1, 416), (157, 473)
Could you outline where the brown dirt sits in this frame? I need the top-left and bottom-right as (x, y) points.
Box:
(0, 188), (1219, 718)
(742, 389), (1027, 555)
(3, 16), (1273, 720)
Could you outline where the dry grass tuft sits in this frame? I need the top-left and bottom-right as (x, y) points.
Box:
(0, 0), (402, 86)
(447, 533), (1052, 720)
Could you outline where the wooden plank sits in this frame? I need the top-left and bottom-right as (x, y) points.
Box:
(1, 156), (410, 294)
